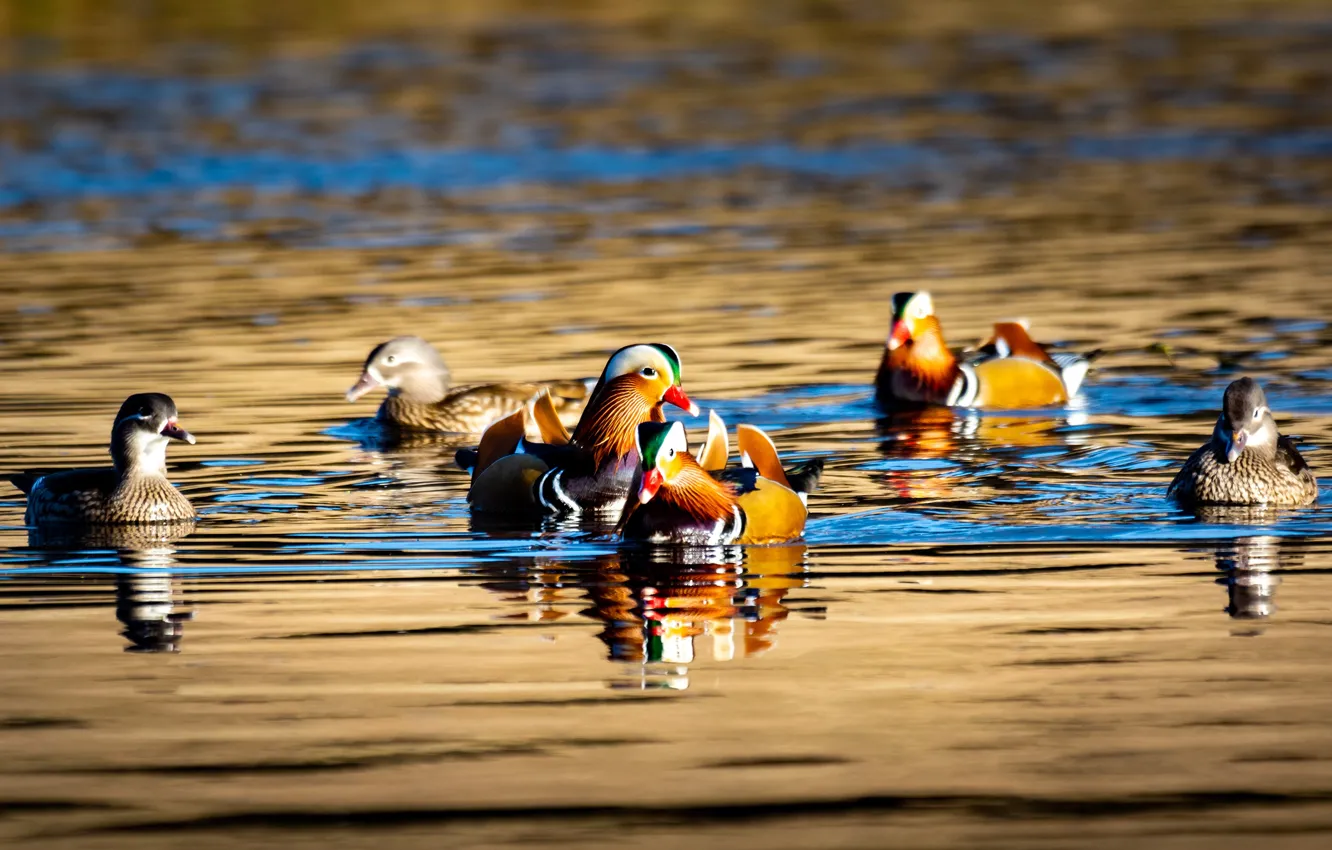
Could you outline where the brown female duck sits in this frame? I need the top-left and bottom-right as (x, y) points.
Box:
(1169, 377), (1317, 507)
(10, 393), (196, 525)
(347, 335), (591, 434)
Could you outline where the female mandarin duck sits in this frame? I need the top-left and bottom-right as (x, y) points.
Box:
(463, 343), (699, 516)
(1169, 377), (1317, 507)
(347, 335), (591, 434)
(617, 415), (823, 545)
(9, 393), (196, 525)
(874, 291), (1093, 409)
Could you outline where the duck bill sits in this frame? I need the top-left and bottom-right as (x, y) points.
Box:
(1226, 430), (1246, 463)
(887, 320), (912, 351)
(345, 371), (380, 402)
(161, 420), (196, 445)
(662, 385), (700, 417)
(638, 469), (664, 504)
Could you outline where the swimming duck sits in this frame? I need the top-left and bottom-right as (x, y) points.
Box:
(1168, 377), (1317, 507)
(617, 419), (823, 545)
(9, 393), (196, 525)
(462, 343), (700, 516)
(874, 291), (1093, 409)
(347, 335), (591, 434)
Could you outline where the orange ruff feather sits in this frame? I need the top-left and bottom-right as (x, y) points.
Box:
(657, 455), (738, 522)
(572, 376), (662, 467)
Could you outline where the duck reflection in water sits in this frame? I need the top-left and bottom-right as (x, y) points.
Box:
(875, 405), (1089, 499)
(472, 545), (809, 690)
(28, 521), (196, 652)
(1189, 506), (1312, 625)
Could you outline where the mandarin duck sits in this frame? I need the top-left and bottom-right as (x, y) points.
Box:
(461, 343), (699, 516)
(347, 335), (592, 434)
(617, 417), (823, 546)
(1168, 377), (1317, 507)
(874, 291), (1093, 409)
(9, 393), (196, 525)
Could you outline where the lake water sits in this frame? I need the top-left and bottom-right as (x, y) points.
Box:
(3, 4), (1332, 847)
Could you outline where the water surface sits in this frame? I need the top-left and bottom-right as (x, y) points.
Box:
(3, 4), (1332, 848)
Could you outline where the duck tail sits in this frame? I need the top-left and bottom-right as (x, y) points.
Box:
(784, 459), (825, 500)
(1053, 349), (1102, 396)
(8, 473), (37, 495)
(455, 448), (479, 474)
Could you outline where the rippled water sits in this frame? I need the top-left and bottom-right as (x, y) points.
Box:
(3, 4), (1332, 848)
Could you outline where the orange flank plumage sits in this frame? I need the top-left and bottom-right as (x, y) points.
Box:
(734, 478), (810, 544)
(972, 357), (1068, 407)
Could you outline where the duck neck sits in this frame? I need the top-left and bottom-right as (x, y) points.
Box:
(656, 456), (738, 522)
(390, 364), (451, 404)
(882, 317), (959, 398)
(112, 426), (170, 478)
(572, 377), (659, 468)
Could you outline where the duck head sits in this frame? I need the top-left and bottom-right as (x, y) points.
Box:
(1215, 377), (1280, 463)
(572, 343), (698, 463)
(347, 336), (451, 404)
(886, 291), (946, 355)
(625, 419), (737, 525)
(635, 420), (690, 504)
(111, 393), (195, 474)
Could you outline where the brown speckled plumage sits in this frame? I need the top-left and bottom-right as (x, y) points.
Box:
(378, 380), (590, 434)
(1169, 436), (1316, 506)
(21, 470), (194, 524)
(1169, 378), (1317, 507)
(348, 336), (590, 434)
(10, 393), (196, 526)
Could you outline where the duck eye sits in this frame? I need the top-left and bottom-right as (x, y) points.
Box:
(385, 355), (397, 365)
(666, 448), (675, 459)
(1252, 407), (1262, 421)
(640, 366), (658, 378)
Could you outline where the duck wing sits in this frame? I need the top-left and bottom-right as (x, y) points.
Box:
(1277, 435), (1313, 476)
(19, 468), (119, 499)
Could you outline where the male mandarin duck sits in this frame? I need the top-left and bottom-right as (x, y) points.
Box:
(617, 417), (823, 546)
(346, 335), (592, 434)
(462, 342), (699, 516)
(1169, 377), (1317, 507)
(9, 393), (196, 525)
(874, 291), (1093, 409)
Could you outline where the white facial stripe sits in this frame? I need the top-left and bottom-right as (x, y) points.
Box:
(603, 346), (673, 381)
(910, 292), (934, 319)
(368, 364), (386, 384)
(665, 422), (688, 455)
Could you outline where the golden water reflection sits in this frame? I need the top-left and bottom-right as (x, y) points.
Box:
(474, 546), (808, 690)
